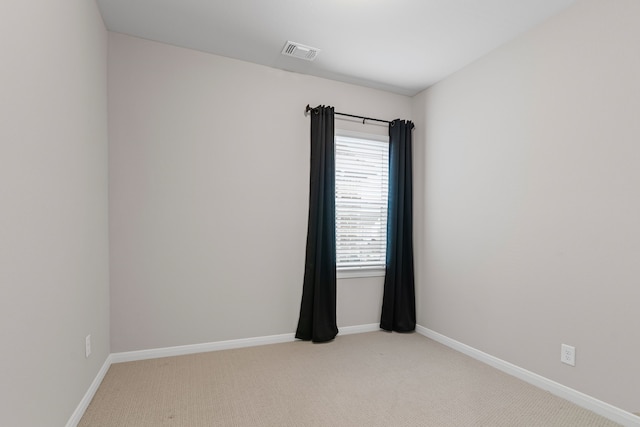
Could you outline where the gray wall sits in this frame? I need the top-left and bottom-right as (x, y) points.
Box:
(0, 1), (110, 425)
(108, 33), (411, 352)
(413, 0), (640, 413)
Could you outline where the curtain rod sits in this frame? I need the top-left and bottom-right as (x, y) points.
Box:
(305, 104), (391, 125)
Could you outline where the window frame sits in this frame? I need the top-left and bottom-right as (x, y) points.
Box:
(334, 129), (389, 279)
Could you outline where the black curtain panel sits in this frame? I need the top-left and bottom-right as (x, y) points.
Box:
(295, 105), (339, 343)
(381, 119), (416, 332)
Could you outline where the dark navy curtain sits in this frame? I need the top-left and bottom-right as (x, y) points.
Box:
(380, 119), (416, 332)
(295, 105), (338, 343)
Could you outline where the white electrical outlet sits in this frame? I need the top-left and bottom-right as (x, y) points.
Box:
(561, 344), (575, 366)
(85, 334), (92, 358)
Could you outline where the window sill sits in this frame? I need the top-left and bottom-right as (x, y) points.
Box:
(337, 268), (385, 279)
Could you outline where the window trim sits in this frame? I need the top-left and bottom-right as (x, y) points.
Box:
(337, 267), (385, 279)
(334, 129), (389, 280)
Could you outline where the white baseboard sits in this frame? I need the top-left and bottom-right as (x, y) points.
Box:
(110, 323), (382, 364)
(111, 332), (296, 363)
(416, 325), (640, 427)
(111, 324), (381, 364)
(65, 354), (113, 427)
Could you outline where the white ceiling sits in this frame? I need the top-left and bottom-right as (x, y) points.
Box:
(96, 0), (576, 96)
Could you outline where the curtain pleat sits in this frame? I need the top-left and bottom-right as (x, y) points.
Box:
(380, 119), (416, 332)
(295, 105), (338, 343)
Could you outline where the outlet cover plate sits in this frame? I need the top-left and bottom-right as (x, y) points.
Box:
(561, 344), (575, 366)
(85, 334), (92, 358)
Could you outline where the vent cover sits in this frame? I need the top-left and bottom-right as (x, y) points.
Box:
(281, 41), (320, 61)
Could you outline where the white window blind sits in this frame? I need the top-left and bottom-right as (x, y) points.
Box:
(335, 133), (389, 271)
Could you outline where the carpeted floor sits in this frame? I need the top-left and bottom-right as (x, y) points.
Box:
(79, 331), (620, 426)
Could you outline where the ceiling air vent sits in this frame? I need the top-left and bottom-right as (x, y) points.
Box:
(281, 41), (320, 61)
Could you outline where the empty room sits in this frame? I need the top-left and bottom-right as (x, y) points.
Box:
(1, 0), (639, 426)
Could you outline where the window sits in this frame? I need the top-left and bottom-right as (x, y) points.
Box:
(335, 131), (389, 277)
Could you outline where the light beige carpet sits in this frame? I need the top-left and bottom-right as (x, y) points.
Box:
(80, 332), (620, 426)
